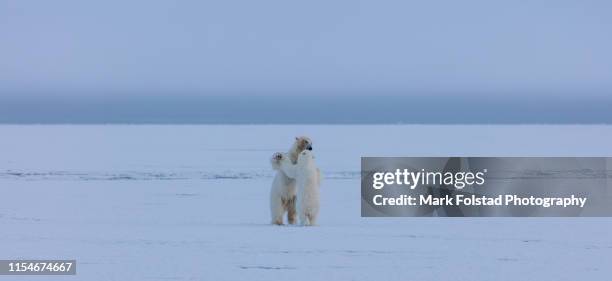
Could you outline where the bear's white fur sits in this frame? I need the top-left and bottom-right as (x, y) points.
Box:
(269, 136), (313, 225)
(274, 150), (321, 226)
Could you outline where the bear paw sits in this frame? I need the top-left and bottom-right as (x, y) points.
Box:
(272, 152), (283, 161)
(270, 152), (284, 170)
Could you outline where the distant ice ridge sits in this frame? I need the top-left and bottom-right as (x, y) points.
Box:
(0, 169), (361, 181)
(4, 168), (610, 182)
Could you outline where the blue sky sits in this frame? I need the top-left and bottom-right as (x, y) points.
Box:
(0, 1), (611, 123)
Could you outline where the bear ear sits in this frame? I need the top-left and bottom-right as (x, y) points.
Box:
(295, 136), (299, 141)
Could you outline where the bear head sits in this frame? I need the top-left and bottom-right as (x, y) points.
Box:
(294, 136), (313, 152)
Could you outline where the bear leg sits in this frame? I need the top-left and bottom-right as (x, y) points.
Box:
(286, 196), (297, 224)
(270, 195), (285, 225)
(307, 213), (317, 226)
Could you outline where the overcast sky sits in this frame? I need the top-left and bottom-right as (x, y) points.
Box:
(1, 0), (611, 99)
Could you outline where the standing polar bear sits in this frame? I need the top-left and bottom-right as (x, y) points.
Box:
(272, 150), (321, 226)
(269, 136), (313, 225)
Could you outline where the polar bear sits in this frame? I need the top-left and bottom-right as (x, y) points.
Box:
(269, 136), (313, 225)
(272, 150), (321, 226)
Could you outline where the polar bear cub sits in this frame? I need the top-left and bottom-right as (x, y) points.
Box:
(273, 150), (321, 226)
(269, 136), (313, 225)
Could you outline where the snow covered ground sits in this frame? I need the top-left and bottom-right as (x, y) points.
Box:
(1, 125), (611, 280)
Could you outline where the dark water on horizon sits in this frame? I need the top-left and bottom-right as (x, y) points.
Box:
(1, 96), (610, 124)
